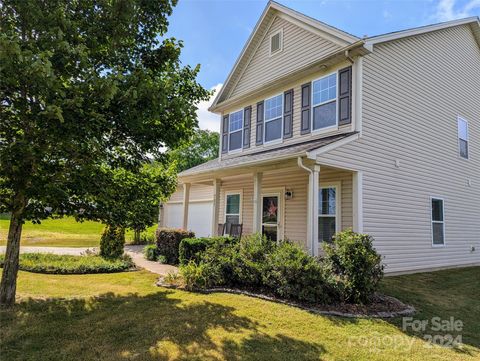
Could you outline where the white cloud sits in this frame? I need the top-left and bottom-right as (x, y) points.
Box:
(433, 0), (480, 22)
(196, 83), (222, 132)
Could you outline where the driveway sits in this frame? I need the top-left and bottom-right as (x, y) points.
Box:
(0, 245), (178, 275)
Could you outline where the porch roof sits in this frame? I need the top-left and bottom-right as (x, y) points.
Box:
(179, 132), (358, 177)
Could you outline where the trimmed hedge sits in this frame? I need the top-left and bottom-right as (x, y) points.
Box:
(179, 236), (235, 266)
(179, 230), (384, 305)
(156, 228), (194, 264)
(0, 253), (134, 274)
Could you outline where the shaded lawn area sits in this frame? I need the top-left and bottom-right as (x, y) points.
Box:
(0, 268), (479, 360)
(0, 214), (156, 247)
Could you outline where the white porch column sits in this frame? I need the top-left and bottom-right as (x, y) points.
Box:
(353, 171), (364, 233)
(312, 165), (320, 257)
(252, 172), (263, 233)
(182, 183), (191, 230)
(211, 178), (221, 236)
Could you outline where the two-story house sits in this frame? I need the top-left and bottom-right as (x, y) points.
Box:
(159, 1), (480, 274)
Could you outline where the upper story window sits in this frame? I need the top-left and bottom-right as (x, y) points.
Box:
(264, 94), (283, 143)
(458, 117), (469, 159)
(270, 30), (283, 56)
(229, 110), (243, 152)
(312, 73), (337, 131)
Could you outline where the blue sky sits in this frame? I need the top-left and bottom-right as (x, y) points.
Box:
(165, 0), (480, 130)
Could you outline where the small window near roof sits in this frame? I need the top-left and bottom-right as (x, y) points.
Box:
(270, 30), (282, 55)
(458, 117), (469, 159)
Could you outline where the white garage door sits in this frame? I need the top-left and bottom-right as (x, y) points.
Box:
(187, 201), (213, 237)
(163, 201), (213, 237)
(163, 203), (183, 229)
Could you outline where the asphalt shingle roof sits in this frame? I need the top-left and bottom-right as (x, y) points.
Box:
(179, 132), (357, 177)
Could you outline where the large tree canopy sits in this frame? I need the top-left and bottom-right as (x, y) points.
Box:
(0, 0), (209, 306)
(167, 129), (219, 172)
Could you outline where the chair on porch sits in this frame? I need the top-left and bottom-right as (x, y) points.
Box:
(229, 224), (243, 240)
(217, 223), (226, 236)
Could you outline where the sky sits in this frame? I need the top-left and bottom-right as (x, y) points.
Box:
(165, 0), (480, 131)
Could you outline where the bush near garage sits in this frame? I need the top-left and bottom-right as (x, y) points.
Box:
(155, 228), (195, 265)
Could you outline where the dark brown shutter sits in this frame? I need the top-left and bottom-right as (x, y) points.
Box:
(283, 89), (294, 139)
(338, 66), (352, 126)
(221, 114), (229, 153)
(301, 83), (311, 134)
(243, 106), (251, 149)
(256, 101), (264, 145)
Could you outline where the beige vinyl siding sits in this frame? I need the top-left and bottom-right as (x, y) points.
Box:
(167, 184), (213, 203)
(221, 59), (354, 161)
(229, 16), (341, 99)
(318, 24), (480, 273)
(217, 166), (353, 251)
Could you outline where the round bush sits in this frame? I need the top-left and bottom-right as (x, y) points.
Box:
(100, 225), (125, 259)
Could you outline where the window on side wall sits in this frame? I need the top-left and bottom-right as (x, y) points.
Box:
(458, 117), (469, 159)
(431, 198), (445, 246)
(318, 186), (338, 243)
(229, 110), (243, 152)
(225, 193), (241, 234)
(312, 73), (337, 131)
(264, 94), (283, 143)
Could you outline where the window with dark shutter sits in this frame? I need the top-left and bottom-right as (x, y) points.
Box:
(301, 83), (311, 134)
(243, 106), (251, 149)
(228, 110), (243, 152)
(221, 114), (229, 153)
(338, 66), (352, 126)
(256, 101), (264, 145)
(283, 89), (293, 139)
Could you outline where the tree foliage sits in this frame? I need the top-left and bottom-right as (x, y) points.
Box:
(167, 129), (219, 172)
(0, 0), (209, 306)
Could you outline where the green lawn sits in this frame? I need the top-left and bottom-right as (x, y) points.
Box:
(0, 214), (156, 247)
(0, 267), (478, 360)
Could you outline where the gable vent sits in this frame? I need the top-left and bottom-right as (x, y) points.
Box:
(270, 30), (282, 55)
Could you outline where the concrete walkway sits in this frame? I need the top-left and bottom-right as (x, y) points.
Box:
(0, 245), (179, 275)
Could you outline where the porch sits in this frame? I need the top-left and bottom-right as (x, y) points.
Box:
(163, 158), (363, 256)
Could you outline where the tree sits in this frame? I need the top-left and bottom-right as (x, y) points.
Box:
(167, 129), (219, 172)
(0, 0), (209, 307)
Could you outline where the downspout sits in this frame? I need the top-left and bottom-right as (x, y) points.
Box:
(297, 157), (315, 255)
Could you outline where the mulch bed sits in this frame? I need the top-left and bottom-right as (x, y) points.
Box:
(156, 278), (415, 318)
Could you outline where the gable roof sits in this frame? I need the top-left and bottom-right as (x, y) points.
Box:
(366, 16), (480, 47)
(209, 1), (360, 111)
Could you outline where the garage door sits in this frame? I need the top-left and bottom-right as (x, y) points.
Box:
(187, 201), (213, 237)
(163, 201), (213, 237)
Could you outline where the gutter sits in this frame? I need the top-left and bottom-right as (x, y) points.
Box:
(297, 156), (315, 255)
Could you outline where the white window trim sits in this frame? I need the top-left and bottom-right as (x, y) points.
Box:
(269, 28), (283, 57)
(224, 190), (243, 225)
(430, 196), (446, 248)
(228, 109), (244, 154)
(261, 187), (285, 242)
(318, 182), (342, 241)
(457, 116), (469, 160)
(311, 71), (339, 134)
(263, 93), (284, 145)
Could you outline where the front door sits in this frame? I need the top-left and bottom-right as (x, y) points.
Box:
(261, 193), (280, 242)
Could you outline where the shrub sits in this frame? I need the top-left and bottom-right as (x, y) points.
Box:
(322, 229), (384, 304)
(157, 255), (168, 264)
(156, 228), (194, 264)
(180, 260), (222, 290)
(179, 236), (234, 265)
(263, 241), (333, 304)
(100, 225), (125, 259)
(143, 244), (159, 261)
(0, 253), (133, 274)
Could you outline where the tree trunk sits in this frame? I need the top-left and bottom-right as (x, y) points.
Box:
(134, 230), (141, 244)
(0, 195), (26, 308)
